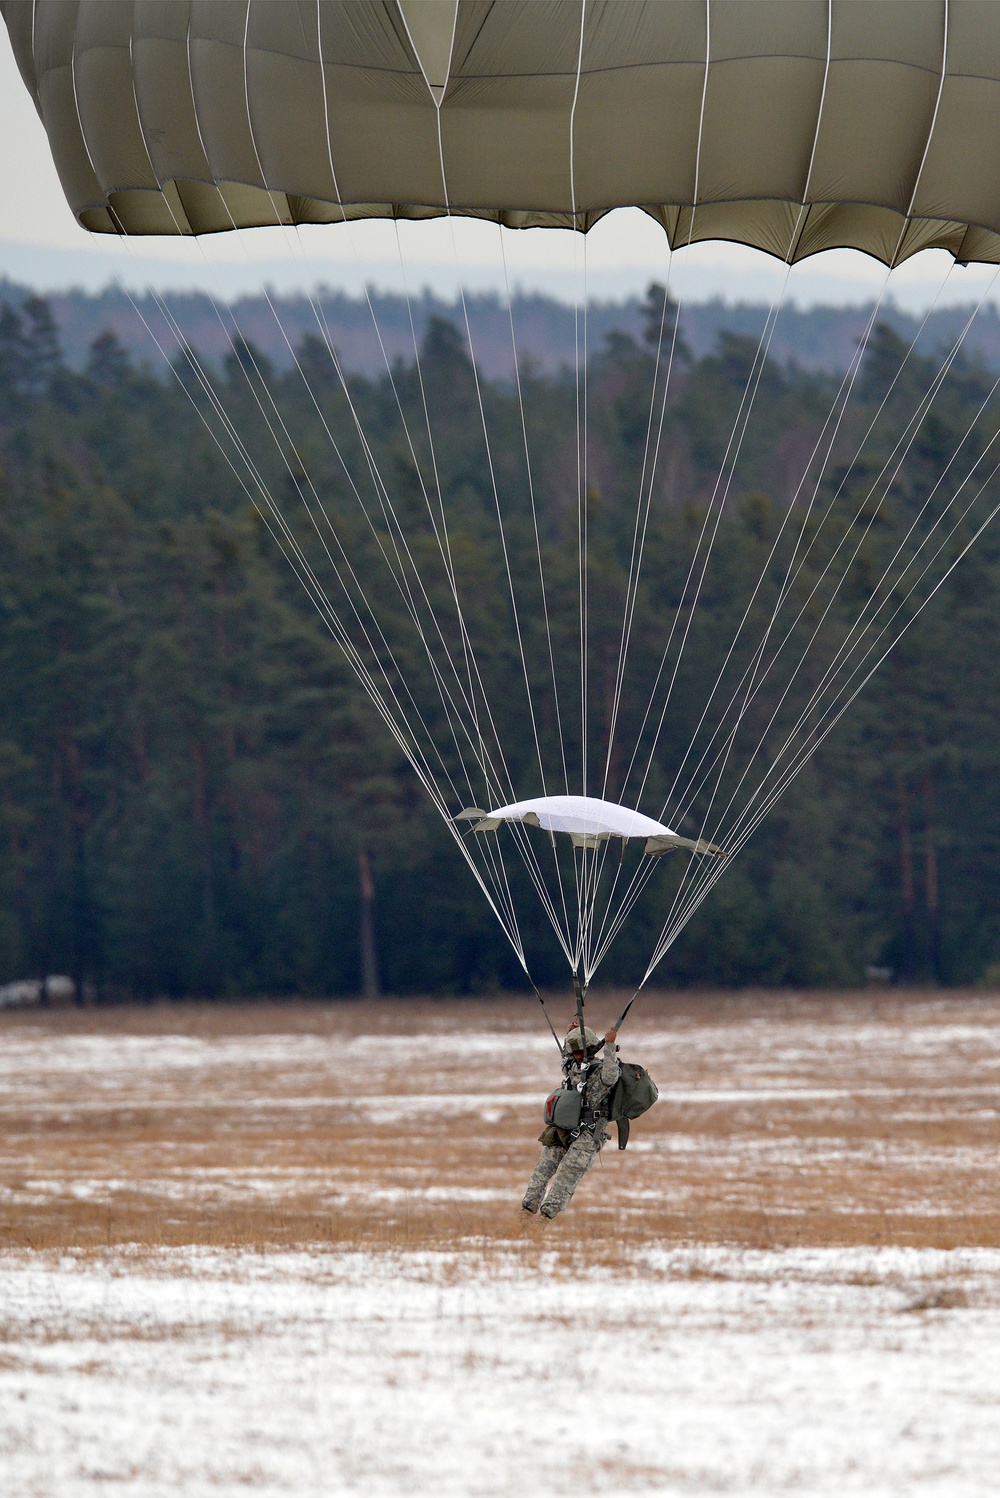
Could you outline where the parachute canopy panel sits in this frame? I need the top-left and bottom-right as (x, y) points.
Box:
(455, 796), (722, 855)
(7, 0), (1000, 265)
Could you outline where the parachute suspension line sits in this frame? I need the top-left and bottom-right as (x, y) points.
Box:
(531, 978), (566, 1052)
(497, 228), (571, 799)
(110, 272), (530, 969)
(234, 37), (521, 826)
(425, 68), (568, 939)
(320, 14), (532, 833)
(643, 305), (905, 953)
(121, 48), (534, 967)
(600, 264), (681, 805)
(787, 0), (834, 263)
(385, 259), (575, 965)
(695, 288), (1000, 866)
(652, 441), (1000, 977)
(677, 438), (1000, 939)
(237, 16), (551, 947)
(648, 0), (840, 824)
(649, 0), (956, 929)
(594, 276), (855, 974)
(586, 245), (719, 982)
(665, 0), (953, 835)
(594, 0), (946, 988)
(690, 0), (712, 213)
(294, 265), (493, 809)
(616, 0), (958, 994)
(377, 231), (529, 828)
(581, 2), (718, 988)
(577, 0), (719, 990)
(424, 96), (579, 966)
(590, 0), (832, 978)
(662, 276), (920, 838)
(123, 277), (456, 819)
(497, 226), (576, 953)
(602, 0), (715, 823)
(437, 227), (552, 826)
(590, 304), (881, 974)
(315, 0), (475, 722)
(631, 248), (795, 810)
(568, 0), (596, 975)
(420, 129), (579, 968)
(165, 228), (510, 838)
(667, 263), (977, 850)
(123, 286), (468, 860)
(683, 258), (990, 829)
(639, 308), (964, 976)
(288, 343), (541, 934)
(653, 279), (1000, 973)
(186, 26), (519, 839)
(385, 222), (497, 804)
(587, 259), (799, 966)
(256, 280), (502, 814)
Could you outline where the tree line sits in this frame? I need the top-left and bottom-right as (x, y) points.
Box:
(9, 275), (1000, 377)
(1, 285), (999, 999)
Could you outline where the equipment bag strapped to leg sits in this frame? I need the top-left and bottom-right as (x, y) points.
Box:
(544, 1087), (583, 1132)
(607, 1062), (659, 1149)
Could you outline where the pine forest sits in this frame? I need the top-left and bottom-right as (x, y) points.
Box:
(1, 287), (998, 999)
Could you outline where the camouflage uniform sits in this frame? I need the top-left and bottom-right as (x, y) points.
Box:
(522, 1036), (620, 1218)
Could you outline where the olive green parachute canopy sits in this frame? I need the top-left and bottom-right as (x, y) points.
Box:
(6, 0), (1000, 265)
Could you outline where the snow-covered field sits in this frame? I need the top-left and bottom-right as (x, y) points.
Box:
(4, 1242), (1000, 1495)
(2, 993), (1000, 1494)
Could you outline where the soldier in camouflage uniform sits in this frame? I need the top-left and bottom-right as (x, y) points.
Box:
(522, 1021), (619, 1218)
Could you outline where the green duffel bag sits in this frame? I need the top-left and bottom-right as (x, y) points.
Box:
(607, 1061), (658, 1149)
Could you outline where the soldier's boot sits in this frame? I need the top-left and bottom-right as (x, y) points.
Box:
(522, 1145), (564, 1212)
(539, 1135), (597, 1218)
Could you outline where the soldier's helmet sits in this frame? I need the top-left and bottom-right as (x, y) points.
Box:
(564, 1026), (600, 1054)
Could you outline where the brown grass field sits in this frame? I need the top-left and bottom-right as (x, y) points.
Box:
(2, 988), (999, 1260)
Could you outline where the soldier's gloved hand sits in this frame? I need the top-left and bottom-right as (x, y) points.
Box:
(605, 1028), (617, 1045)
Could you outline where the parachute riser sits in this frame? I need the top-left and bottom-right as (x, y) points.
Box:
(591, 993), (637, 1055)
(573, 969), (589, 1091)
(531, 979), (565, 1053)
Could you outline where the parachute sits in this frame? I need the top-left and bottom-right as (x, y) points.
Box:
(454, 795), (721, 855)
(8, 0), (1000, 261)
(7, 1), (1000, 1008)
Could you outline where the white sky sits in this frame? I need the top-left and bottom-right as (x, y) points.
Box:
(4, 31), (1000, 310)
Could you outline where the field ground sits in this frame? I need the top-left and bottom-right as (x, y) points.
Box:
(2, 990), (999, 1495)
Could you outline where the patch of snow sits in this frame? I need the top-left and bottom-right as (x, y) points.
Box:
(2, 1244), (1000, 1496)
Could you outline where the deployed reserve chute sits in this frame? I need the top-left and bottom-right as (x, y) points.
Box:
(7, 1), (1000, 1018)
(455, 795), (721, 856)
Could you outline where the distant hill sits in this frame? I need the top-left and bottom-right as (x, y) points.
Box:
(4, 277), (1000, 379)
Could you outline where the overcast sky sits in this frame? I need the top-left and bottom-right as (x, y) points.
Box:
(4, 30), (1000, 310)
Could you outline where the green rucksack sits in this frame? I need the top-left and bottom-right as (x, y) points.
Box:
(607, 1060), (658, 1149)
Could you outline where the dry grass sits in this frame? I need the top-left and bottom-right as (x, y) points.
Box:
(2, 988), (1000, 1257)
